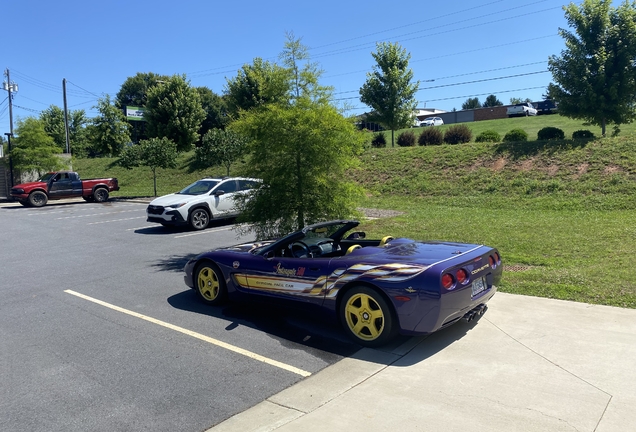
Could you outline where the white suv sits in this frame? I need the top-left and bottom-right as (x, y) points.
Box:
(146, 177), (260, 230)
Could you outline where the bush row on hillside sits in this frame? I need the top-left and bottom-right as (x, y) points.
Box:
(373, 126), (598, 147)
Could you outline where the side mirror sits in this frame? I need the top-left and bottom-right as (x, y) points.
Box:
(213, 190), (225, 196)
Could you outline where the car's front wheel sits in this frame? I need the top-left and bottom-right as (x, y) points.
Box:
(28, 191), (48, 207)
(340, 286), (397, 347)
(195, 261), (227, 305)
(189, 208), (210, 230)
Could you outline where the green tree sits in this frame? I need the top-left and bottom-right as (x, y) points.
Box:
(280, 31), (333, 104)
(462, 97), (481, 109)
(224, 58), (290, 116)
(117, 137), (178, 196)
(194, 129), (246, 176)
(232, 100), (365, 239)
(483, 94), (503, 107)
(116, 72), (170, 143)
(548, 0), (636, 136)
(196, 87), (229, 141)
(39, 105), (88, 153)
(145, 75), (206, 152)
(509, 97), (533, 105)
(115, 72), (169, 109)
(9, 117), (65, 176)
(85, 95), (132, 157)
(359, 42), (419, 147)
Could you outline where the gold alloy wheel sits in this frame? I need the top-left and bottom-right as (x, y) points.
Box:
(197, 266), (220, 301)
(344, 292), (385, 341)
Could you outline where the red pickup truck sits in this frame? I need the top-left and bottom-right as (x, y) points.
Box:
(10, 171), (120, 207)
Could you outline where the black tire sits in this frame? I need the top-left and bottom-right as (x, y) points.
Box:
(189, 208), (210, 230)
(194, 261), (227, 305)
(28, 191), (48, 207)
(93, 188), (109, 203)
(339, 286), (397, 347)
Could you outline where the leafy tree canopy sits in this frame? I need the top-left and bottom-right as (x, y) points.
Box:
(359, 42), (419, 147)
(194, 129), (246, 176)
(145, 74), (206, 152)
(85, 95), (132, 157)
(548, 0), (636, 136)
(39, 105), (87, 153)
(231, 99), (365, 239)
(483, 94), (503, 107)
(115, 72), (170, 110)
(196, 87), (229, 139)
(10, 117), (65, 176)
(224, 58), (290, 116)
(509, 97), (533, 105)
(462, 97), (481, 109)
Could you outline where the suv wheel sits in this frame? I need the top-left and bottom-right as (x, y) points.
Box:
(189, 208), (210, 230)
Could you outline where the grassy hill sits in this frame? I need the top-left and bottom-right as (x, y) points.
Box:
(73, 115), (636, 309)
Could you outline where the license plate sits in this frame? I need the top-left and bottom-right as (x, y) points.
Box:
(472, 277), (487, 297)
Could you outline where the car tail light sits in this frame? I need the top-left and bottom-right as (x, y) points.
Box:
(441, 273), (455, 290)
(456, 269), (468, 284)
(489, 255), (495, 267)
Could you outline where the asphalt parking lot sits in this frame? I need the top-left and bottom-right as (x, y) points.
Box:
(0, 199), (360, 431)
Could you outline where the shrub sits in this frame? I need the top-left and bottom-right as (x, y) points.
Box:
(537, 127), (565, 141)
(443, 124), (473, 144)
(503, 129), (528, 142)
(397, 131), (417, 147)
(475, 130), (501, 143)
(418, 127), (444, 146)
(572, 129), (595, 140)
(371, 132), (387, 148)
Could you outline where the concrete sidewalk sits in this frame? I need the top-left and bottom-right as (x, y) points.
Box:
(210, 293), (636, 432)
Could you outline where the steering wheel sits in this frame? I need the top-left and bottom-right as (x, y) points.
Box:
(290, 241), (312, 258)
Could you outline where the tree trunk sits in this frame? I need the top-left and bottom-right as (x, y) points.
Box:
(391, 130), (395, 147)
(152, 168), (157, 197)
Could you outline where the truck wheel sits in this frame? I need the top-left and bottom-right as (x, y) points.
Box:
(28, 191), (48, 207)
(93, 188), (109, 202)
(189, 208), (210, 230)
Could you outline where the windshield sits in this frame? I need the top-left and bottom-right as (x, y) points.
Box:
(305, 223), (349, 240)
(177, 180), (219, 195)
(39, 173), (55, 181)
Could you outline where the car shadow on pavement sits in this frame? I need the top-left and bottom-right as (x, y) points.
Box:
(167, 289), (360, 358)
(134, 218), (237, 235)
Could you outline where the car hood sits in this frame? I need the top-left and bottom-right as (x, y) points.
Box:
(12, 181), (46, 189)
(149, 193), (200, 206)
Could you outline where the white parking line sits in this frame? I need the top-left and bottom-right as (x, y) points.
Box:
(56, 209), (142, 219)
(64, 289), (311, 377)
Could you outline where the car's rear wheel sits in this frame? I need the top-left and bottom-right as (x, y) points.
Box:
(28, 191), (48, 207)
(195, 261), (226, 305)
(189, 208), (210, 230)
(340, 286), (397, 347)
(93, 188), (109, 202)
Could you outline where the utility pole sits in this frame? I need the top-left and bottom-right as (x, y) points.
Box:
(3, 69), (18, 188)
(62, 78), (70, 154)
(3, 68), (17, 136)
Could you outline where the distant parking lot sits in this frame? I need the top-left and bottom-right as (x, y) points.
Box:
(0, 199), (359, 432)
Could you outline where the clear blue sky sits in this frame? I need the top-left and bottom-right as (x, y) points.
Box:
(1, 0), (574, 136)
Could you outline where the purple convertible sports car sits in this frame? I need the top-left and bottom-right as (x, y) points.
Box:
(184, 220), (502, 347)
